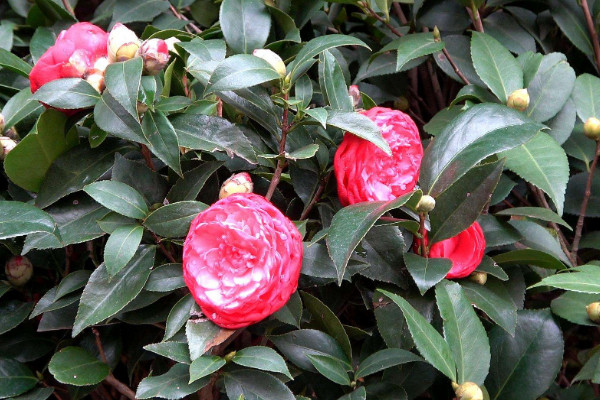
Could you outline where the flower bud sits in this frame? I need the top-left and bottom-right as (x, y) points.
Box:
(469, 271), (487, 285)
(393, 96), (409, 111)
(253, 49), (286, 78)
(433, 26), (441, 42)
(138, 39), (170, 75)
(506, 89), (530, 112)
(93, 57), (110, 74)
(86, 72), (105, 93)
(107, 23), (140, 62)
(587, 302), (600, 323)
(0, 136), (17, 160)
(453, 382), (484, 400)
(5, 256), (33, 286)
(164, 37), (181, 53)
(219, 172), (253, 199)
(416, 195), (436, 213)
(584, 117), (600, 141)
(349, 85), (361, 108)
(68, 49), (92, 76)
(0, 113), (4, 132)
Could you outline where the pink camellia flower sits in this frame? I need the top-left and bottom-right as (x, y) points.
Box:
(414, 222), (486, 279)
(29, 23), (108, 103)
(183, 193), (303, 329)
(138, 38), (170, 75)
(334, 107), (423, 206)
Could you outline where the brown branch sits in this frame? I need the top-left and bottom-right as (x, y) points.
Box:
(169, 4), (203, 34)
(466, 4), (484, 33)
(571, 141), (600, 261)
(363, 5), (405, 37)
(140, 144), (155, 171)
(442, 48), (471, 85)
(419, 213), (429, 257)
(151, 232), (178, 263)
(266, 94), (290, 200)
(300, 172), (332, 220)
(61, 0), (75, 16)
(580, 0), (600, 72)
(93, 329), (136, 400)
(392, 2), (409, 25)
(426, 59), (445, 110)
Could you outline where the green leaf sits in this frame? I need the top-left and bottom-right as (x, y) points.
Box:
(1, 88), (43, 132)
(509, 219), (571, 266)
(48, 347), (109, 386)
(529, 268), (600, 293)
(0, 300), (34, 335)
(493, 249), (565, 270)
(186, 320), (235, 360)
(189, 355), (225, 383)
(29, 288), (78, 319)
(435, 35), (484, 86)
(72, 246), (155, 336)
(404, 252), (452, 295)
(355, 348), (423, 379)
(219, 0), (271, 54)
(496, 207), (570, 229)
(84, 181), (149, 219)
(286, 144), (319, 160)
(181, 39), (227, 86)
(206, 55), (281, 94)
(32, 78), (100, 109)
(0, 201), (58, 240)
(327, 191), (420, 284)
(436, 281), (490, 386)
(319, 50), (352, 111)
(146, 263), (185, 292)
(232, 346), (292, 379)
(0, 48), (32, 76)
(304, 108), (328, 128)
(483, 11), (536, 54)
(111, 0), (170, 24)
(395, 33), (445, 71)
(573, 347), (600, 383)
(35, 141), (132, 209)
(471, 32), (523, 102)
(141, 110), (182, 176)
(104, 224), (144, 276)
(461, 280), (517, 335)
(144, 201), (207, 238)
(136, 363), (210, 399)
(55, 270), (92, 300)
(572, 73), (600, 122)
(171, 114), (258, 163)
(167, 162), (222, 202)
(301, 291), (352, 360)
(164, 294), (196, 341)
(144, 341), (191, 364)
(486, 309), (563, 400)
(307, 354), (351, 386)
(327, 110), (391, 155)
(429, 159), (504, 243)
(420, 104), (543, 196)
(548, 0), (593, 57)
(8, 387), (54, 400)
(4, 109), (77, 192)
(289, 35), (369, 81)
(272, 291), (303, 328)
(270, 329), (349, 372)
(0, 358), (37, 398)
(224, 369), (295, 400)
(94, 90), (147, 144)
(526, 59), (575, 122)
(565, 172), (600, 217)
(378, 289), (457, 381)
(551, 291), (599, 326)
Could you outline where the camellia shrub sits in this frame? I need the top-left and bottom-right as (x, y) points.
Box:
(4, 0), (600, 399)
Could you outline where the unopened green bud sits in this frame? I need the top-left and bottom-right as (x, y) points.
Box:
(433, 26), (441, 42)
(584, 117), (600, 141)
(469, 271), (487, 285)
(506, 89), (530, 112)
(453, 382), (484, 400)
(587, 301), (600, 323)
(5, 256), (33, 286)
(416, 195), (436, 213)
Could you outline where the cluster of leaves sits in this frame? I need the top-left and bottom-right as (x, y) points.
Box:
(2, 0), (600, 399)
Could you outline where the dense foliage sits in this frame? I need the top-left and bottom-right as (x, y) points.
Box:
(2, 0), (600, 399)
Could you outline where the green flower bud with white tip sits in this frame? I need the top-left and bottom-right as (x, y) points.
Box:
(584, 117), (600, 141)
(252, 49), (286, 78)
(586, 301), (600, 323)
(452, 382), (484, 400)
(107, 23), (140, 62)
(469, 271), (488, 285)
(506, 89), (530, 112)
(416, 195), (436, 213)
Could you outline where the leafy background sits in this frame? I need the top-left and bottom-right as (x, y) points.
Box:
(1, 0), (600, 399)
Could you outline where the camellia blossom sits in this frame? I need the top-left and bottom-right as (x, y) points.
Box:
(182, 193), (303, 329)
(138, 38), (170, 75)
(414, 222), (486, 279)
(29, 22), (108, 99)
(334, 107), (423, 206)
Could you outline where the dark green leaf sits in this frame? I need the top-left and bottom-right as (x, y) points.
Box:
(224, 369), (295, 400)
(111, 0), (170, 24)
(572, 73), (600, 122)
(136, 363), (209, 399)
(186, 320), (235, 360)
(0, 48), (32, 76)
(395, 33), (445, 71)
(104, 224), (144, 276)
(526, 59), (575, 122)
(164, 294), (196, 341)
(146, 263), (185, 292)
(549, 0), (593, 57)
(327, 110), (391, 155)
(189, 355), (225, 383)
(144, 201), (207, 238)
(144, 341), (191, 364)
(48, 347), (109, 386)
(355, 349), (423, 379)
(142, 110), (182, 176)
(0, 201), (58, 240)
(551, 291), (598, 326)
(232, 346), (292, 378)
(167, 162), (222, 202)
(307, 354), (351, 386)
(319, 50), (352, 111)
(55, 270), (92, 300)
(219, 0), (271, 54)
(496, 207), (570, 229)
(0, 300), (34, 335)
(32, 78), (100, 109)
(529, 268), (600, 293)
(206, 55), (280, 93)
(0, 358), (37, 398)
(404, 252), (452, 295)
(84, 181), (149, 219)
(461, 280), (517, 335)
(493, 249), (565, 270)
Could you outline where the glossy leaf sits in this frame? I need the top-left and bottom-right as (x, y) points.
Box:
(232, 346), (292, 379)
(307, 354), (351, 386)
(219, 0), (271, 54)
(395, 33), (445, 71)
(104, 224), (144, 276)
(206, 55), (280, 93)
(48, 346), (109, 386)
(404, 252), (452, 295)
(0, 201), (59, 240)
(355, 348), (422, 379)
(224, 369), (295, 400)
(84, 181), (149, 219)
(144, 201), (207, 238)
(189, 355), (225, 383)
(327, 110), (391, 155)
(142, 110), (182, 176)
(136, 363), (209, 399)
(0, 358), (37, 398)
(32, 78), (100, 109)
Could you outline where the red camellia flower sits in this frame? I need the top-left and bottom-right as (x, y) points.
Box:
(334, 107), (423, 206)
(29, 22), (108, 114)
(415, 222), (486, 279)
(182, 193), (303, 329)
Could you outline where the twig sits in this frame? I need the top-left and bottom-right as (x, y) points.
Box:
(266, 94), (290, 200)
(300, 172), (332, 220)
(426, 59), (445, 110)
(392, 2), (408, 25)
(151, 232), (178, 263)
(363, 5), (405, 37)
(530, 185), (572, 263)
(571, 141), (600, 262)
(140, 144), (155, 171)
(419, 213), (428, 257)
(169, 4), (203, 34)
(580, 0), (600, 72)
(61, 0), (75, 16)
(466, 4), (484, 33)
(93, 329), (136, 400)
(442, 48), (471, 85)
